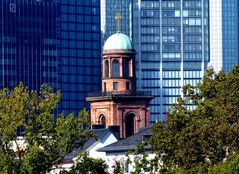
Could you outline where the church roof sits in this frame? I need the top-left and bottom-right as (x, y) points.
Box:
(98, 127), (152, 153)
(64, 128), (113, 160)
(103, 32), (134, 50)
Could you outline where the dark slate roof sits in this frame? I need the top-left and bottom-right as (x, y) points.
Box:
(98, 127), (152, 153)
(64, 128), (112, 160)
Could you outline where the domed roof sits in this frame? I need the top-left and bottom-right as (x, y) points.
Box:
(103, 32), (134, 50)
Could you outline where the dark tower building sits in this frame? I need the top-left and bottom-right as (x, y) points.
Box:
(56, 0), (101, 115)
(0, 0), (58, 90)
(0, 0), (101, 118)
(87, 18), (153, 138)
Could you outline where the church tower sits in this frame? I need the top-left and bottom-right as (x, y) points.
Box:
(86, 15), (153, 138)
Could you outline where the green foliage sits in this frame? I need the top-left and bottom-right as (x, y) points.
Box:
(112, 161), (124, 174)
(208, 154), (239, 174)
(61, 152), (108, 174)
(0, 148), (21, 174)
(151, 65), (239, 173)
(165, 154), (239, 174)
(123, 143), (159, 174)
(22, 145), (52, 174)
(0, 83), (93, 174)
(132, 143), (153, 174)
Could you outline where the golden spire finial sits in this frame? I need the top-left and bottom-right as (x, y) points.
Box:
(115, 13), (122, 33)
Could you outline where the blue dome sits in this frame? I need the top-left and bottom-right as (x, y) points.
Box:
(103, 33), (134, 50)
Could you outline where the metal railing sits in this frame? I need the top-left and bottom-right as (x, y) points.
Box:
(87, 90), (152, 98)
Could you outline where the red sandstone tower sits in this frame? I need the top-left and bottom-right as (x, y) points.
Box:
(86, 18), (153, 138)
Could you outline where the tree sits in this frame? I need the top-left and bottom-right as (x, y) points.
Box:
(60, 152), (108, 174)
(151, 65), (239, 172)
(112, 161), (124, 174)
(208, 154), (239, 174)
(0, 83), (93, 174)
(127, 143), (159, 174)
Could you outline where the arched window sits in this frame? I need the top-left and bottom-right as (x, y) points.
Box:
(105, 60), (109, 77)
(123, 59), (129, 77)
(112, 59), (119, 77)
(125, 113), (135, 137)
(100, 115), (106, 128)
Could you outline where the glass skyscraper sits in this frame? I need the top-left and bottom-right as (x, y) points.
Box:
(56, 0), (101, 115)
(102, 0), (239, 122)
(209, 0), (239, 73)
(0, 0), (58, 90)
(101, 0), (133, 43)
(133, 0), (209, 122)
(0, 0), (101, 115)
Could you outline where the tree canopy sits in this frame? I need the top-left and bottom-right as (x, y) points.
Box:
(0, 83), (93, 174)
(151, 65), (239, 173)
(60, 152), (108, 174)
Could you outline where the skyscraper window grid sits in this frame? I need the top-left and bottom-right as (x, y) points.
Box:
(57, 0), (101, 115)
(133, 0), (209, 122)
(101, 0), (133, 43)
(0, 0), (102, 118)
(209, 0), (239, 73)
(0, 0), (59, 90)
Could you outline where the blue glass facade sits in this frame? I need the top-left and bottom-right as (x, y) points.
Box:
(209, 0), (239, 73)
(57, 0), (101, 115)
(133, 0), (209, 122)
(102, 0), (239, 122)
(101, 0), (133, 43)
(0, 0), (59, 90)
(0, 0), (101, 116)
(222, 1), (239, 73)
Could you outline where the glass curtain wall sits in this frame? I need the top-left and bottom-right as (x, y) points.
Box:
(209, 0), (239, 73)
(0, 0), (58, 90)
(101, 0), (133, 44)
(0, 0), (101, 117)
(57, 0), (101, 115)
(133, 0), (209, 122)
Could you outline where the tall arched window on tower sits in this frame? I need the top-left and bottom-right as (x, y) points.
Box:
(123, 59), (129, 77)
(125, 113), (135, 137)
(112, 59), (119, 77)
(105, 60), (109, 78)
(99, 114), (106, 128)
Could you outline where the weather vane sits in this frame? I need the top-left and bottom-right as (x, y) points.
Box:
(115, 13), (122, 33)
